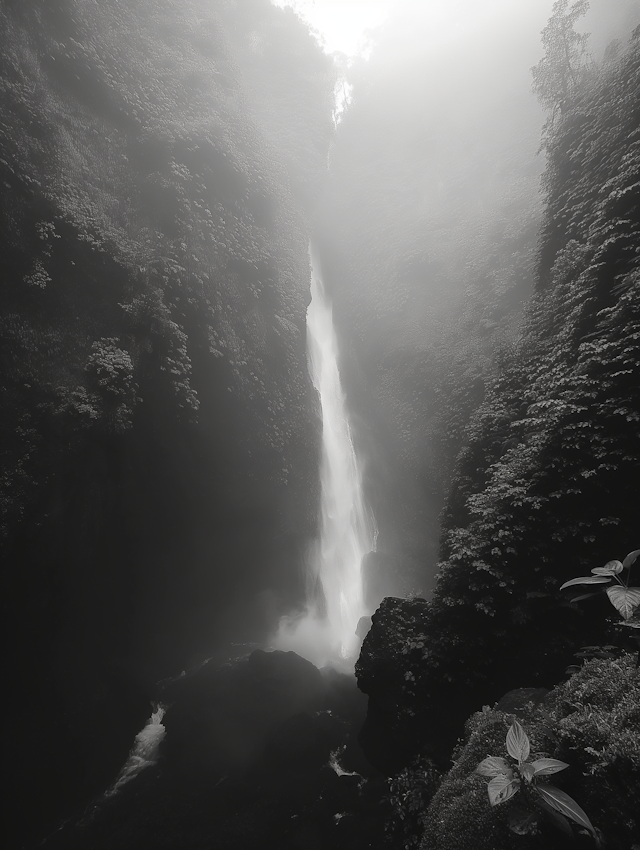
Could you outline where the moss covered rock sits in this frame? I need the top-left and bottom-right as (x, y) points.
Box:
(418, 655), (639, 850)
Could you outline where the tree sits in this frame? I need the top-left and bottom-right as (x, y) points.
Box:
(531, 0), (592, 120)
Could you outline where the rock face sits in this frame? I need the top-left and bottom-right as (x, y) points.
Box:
(355, 596), (464, 772)
(161, 650), (327, 775)
(494, 687), (549, 716)
(356, 595), (521, 773)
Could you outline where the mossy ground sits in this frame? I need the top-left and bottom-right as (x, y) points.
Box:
(404, 655), (639, 850)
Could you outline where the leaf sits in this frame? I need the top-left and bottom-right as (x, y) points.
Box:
(560, 576), (612, 589)
(476, 756), (510, 777)
(520, 763), (535, 783)
(591, 561), (622, 575)
(569, 592), (601, 603)
(531, 758), (569, 776)
(488, 774), (520, 806)
(537, 785), (596, 836)
(620, 615), (640, 629)
(606, 586), (640, 620)
(623, 549), (640, 570)
(537, 797), (575, 838)
(506, 720), (530, 763)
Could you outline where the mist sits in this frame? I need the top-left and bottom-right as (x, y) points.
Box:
(2, 0), (639, 847)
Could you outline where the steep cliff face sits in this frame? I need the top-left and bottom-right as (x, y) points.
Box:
(0, 0), (334, 842)
(356, 27), (640, 773)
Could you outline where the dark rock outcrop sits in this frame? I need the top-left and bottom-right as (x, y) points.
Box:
(44, 650), (392, 850)
(355, 598), (552, 773)
(494, 687), (549, 716)
(356, 596), (465, 772)
(161, 650), (326, 775)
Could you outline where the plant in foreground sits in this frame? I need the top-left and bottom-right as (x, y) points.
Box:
(560, 549), (640, 663)
(560, 549), (640, 621)
(476, 720), (597, 841)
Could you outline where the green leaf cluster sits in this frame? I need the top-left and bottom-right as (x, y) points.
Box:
(560, 549), (640, 623)
(477, 719), (594, 839)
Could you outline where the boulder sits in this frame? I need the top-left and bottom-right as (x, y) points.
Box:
(265, 712), (329, 767)
(356, 596), (450, 772)
(356, 596), (487, 772)
(161, 650), (326, 775)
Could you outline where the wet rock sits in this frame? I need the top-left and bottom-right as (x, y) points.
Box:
(247, 649), (325, 713)
(265, 712), (329, 767)
(289, 820), (323, 850)
(43, 645), (395, 850)
(320, 665), (368, 720)
(355, 596), (471, 772)
(356, 615), (372, 639)
(162, 650), (326, 775)
(355, 597), (434, 772)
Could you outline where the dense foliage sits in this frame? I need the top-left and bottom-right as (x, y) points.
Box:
(1, 1), (335, 843)
(433, 25), (640, 691)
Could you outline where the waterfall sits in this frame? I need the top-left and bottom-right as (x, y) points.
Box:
(275, 246), (376, 668)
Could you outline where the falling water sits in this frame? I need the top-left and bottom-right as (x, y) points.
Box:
(105, 705), (166, 797)
(275, 246), (376, 668)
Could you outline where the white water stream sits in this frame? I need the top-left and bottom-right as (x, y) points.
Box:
(105, 704), (166, 797)
(275, 247), (376, 667)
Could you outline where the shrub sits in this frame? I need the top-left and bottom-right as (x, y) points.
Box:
(386, 756), (441, 849)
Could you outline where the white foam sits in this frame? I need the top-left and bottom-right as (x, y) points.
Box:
(105, 705), (166, 797)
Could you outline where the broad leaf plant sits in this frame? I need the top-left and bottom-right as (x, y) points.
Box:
(476, 720), (597, 840)
(560, 549), (640, 624)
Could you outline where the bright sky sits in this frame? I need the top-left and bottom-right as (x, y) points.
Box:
(271, 0), (393, 57)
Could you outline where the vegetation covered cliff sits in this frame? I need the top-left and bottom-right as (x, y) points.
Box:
(355, 10), (640, 835)
(1, 0), (334, 842)
(3, 1), (639, 847)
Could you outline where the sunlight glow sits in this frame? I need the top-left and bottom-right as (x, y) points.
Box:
(271, 0), (392, 58)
